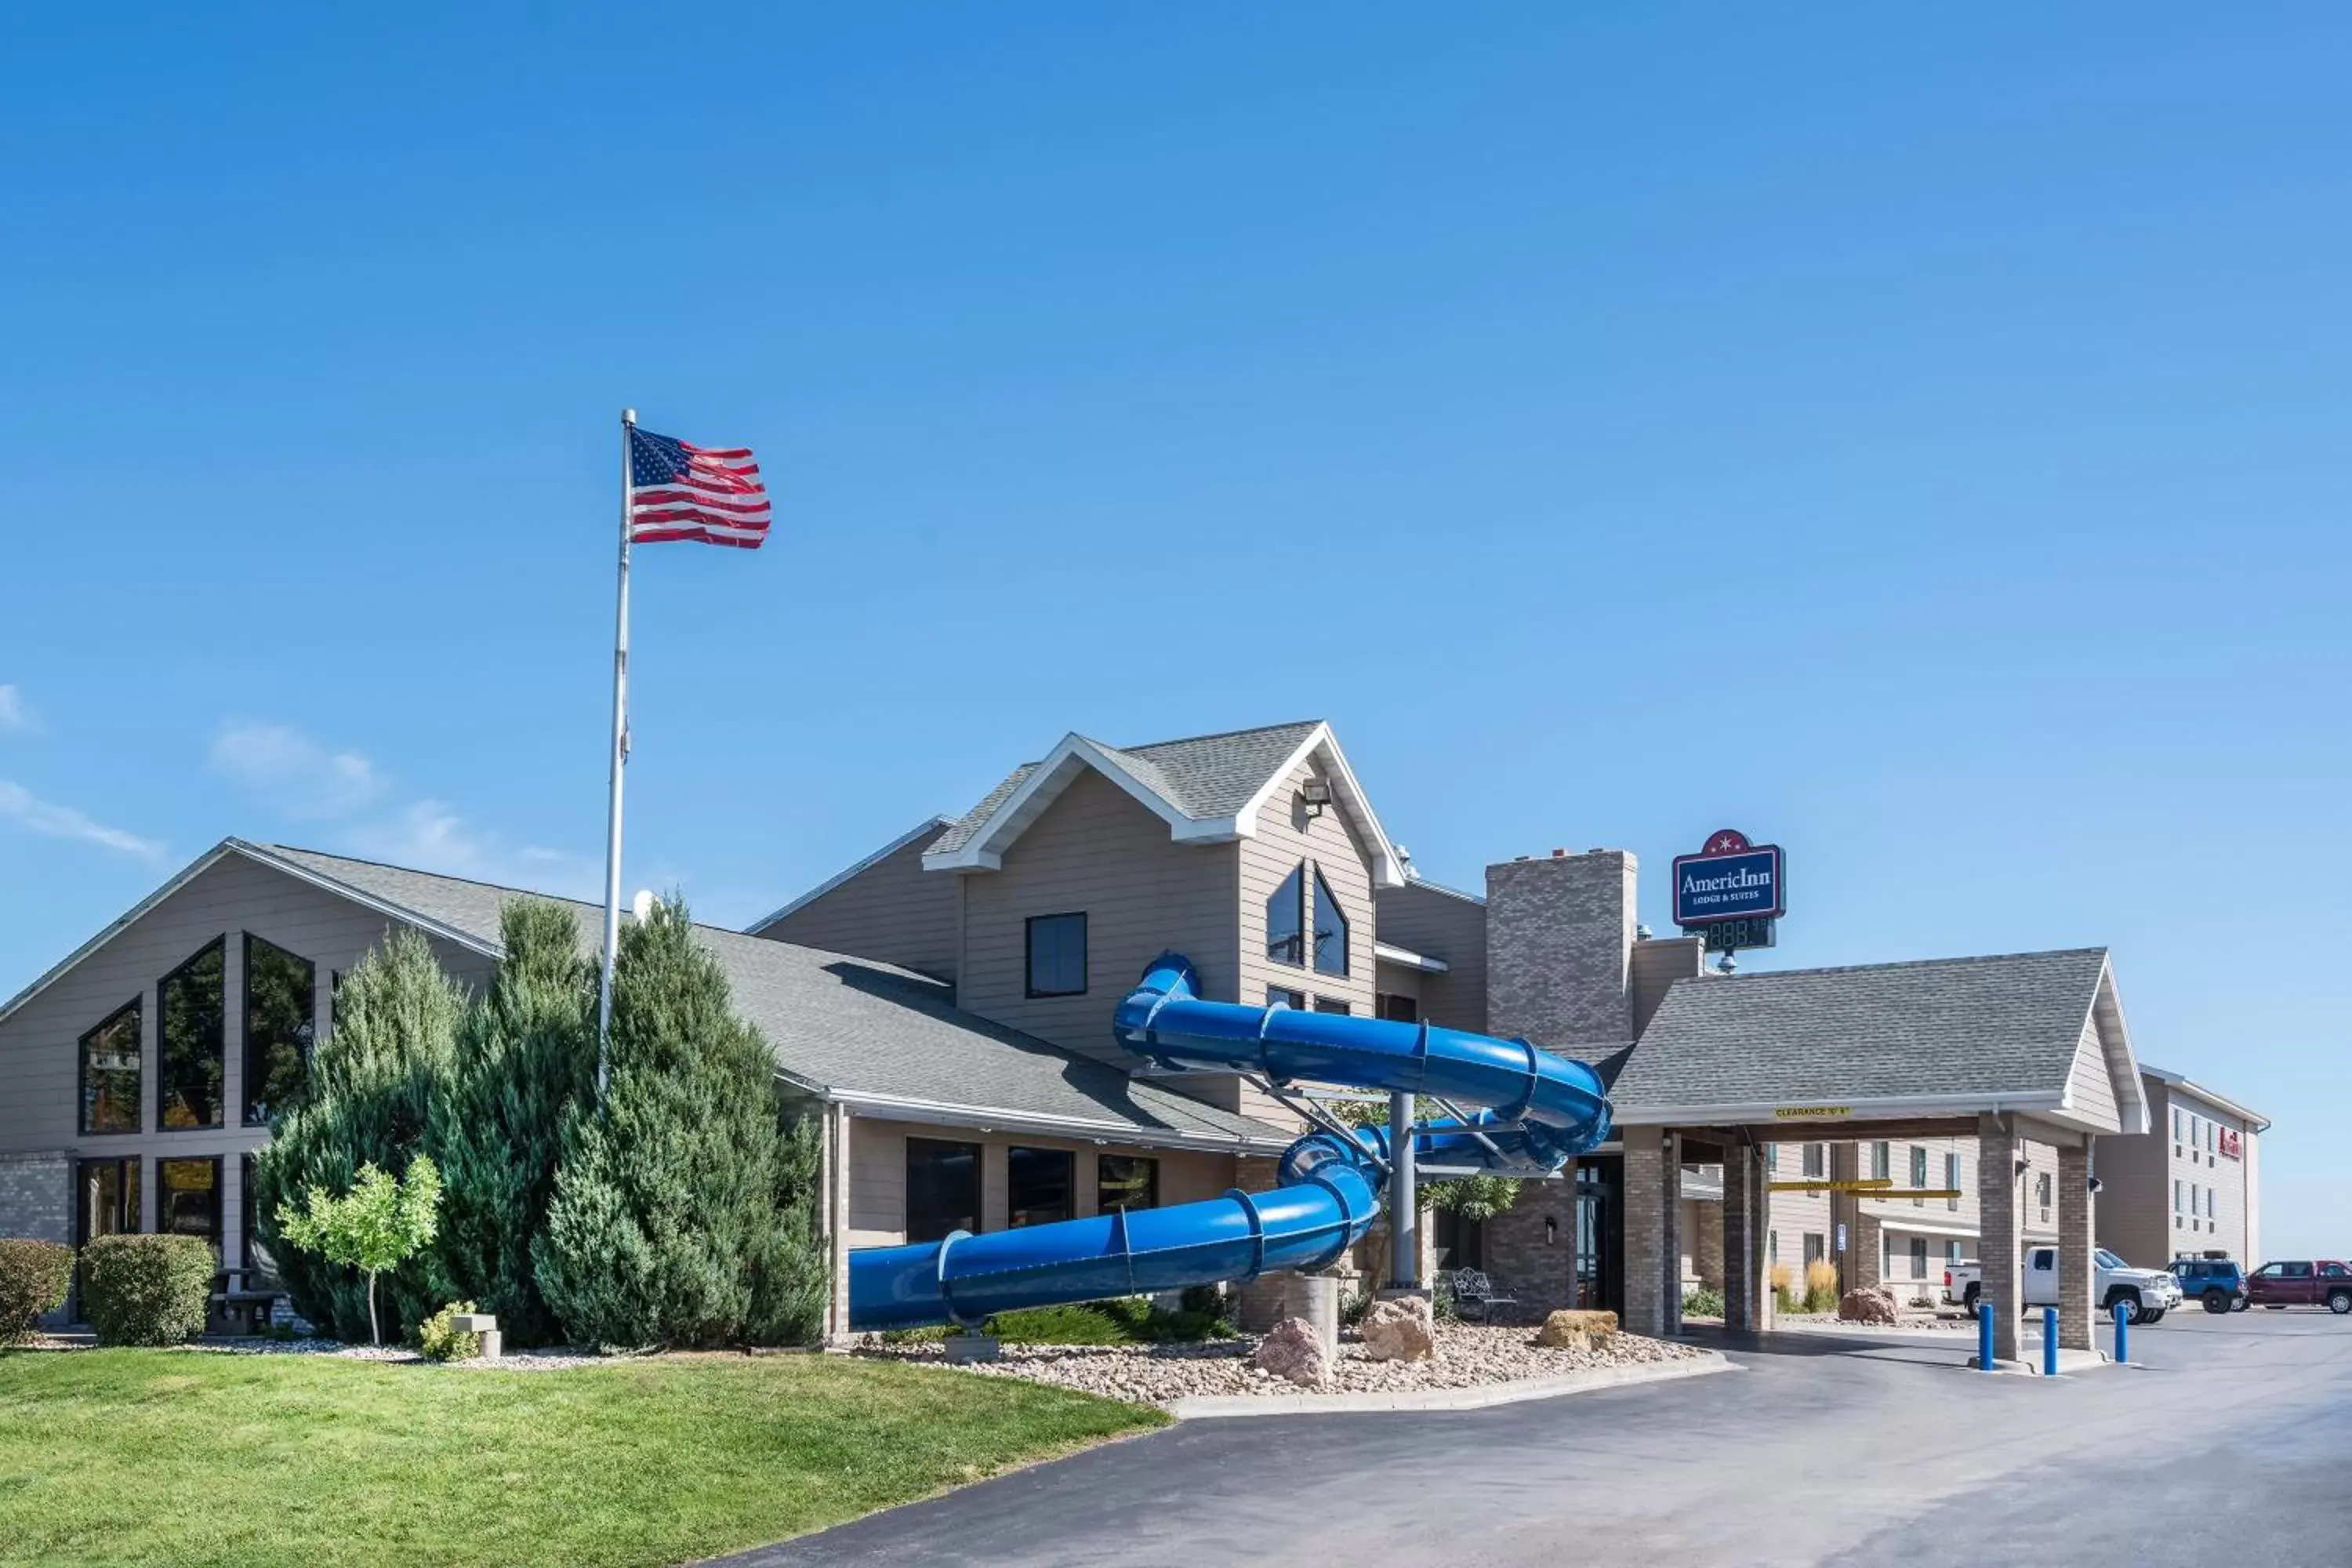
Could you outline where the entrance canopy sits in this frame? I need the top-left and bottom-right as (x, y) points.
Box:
(1605, 947), (2146, 1142)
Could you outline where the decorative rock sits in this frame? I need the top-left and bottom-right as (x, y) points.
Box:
(1537, 1309), (1618, 1346)
(1837, 1287), (1900, 1326)
(1250, 1316), (1332, 1388)
(1360, 1297), (1438, 1363)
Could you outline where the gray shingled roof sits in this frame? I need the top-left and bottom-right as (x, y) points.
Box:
(1610, 949), (2112, 1114)
(927, 720), (1323, 856)
(258, 844), (1292, 1149)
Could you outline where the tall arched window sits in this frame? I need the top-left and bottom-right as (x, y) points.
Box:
(1265, 863), (1304, 966)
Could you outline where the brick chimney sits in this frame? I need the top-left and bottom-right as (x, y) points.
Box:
(1485, 848), (1639, 1048)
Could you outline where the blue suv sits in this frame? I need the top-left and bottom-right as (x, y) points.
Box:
(2170, 1258), (2248, 1314)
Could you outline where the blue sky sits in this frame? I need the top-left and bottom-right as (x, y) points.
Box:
(3, 5), (2344, 1254)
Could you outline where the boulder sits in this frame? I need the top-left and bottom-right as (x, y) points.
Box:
(1360, 1296), (1437, 1363)
(1537, 1309), (1619, 1346)
(1837, 1287), (1900, 1326)
(1251, 1317), (1332, 1388)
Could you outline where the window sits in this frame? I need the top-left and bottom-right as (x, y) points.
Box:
(158, 938), (225, 1130)
(1768, 1231), (1778, 1263)
(241, 934), (315, 1127)
(2252, 1263), (2283, 1279)
(1267, 987), (1305, 1010)
(2207, 1120), (2217, 1153)
(1910, 1146), (1928, 1207)
(1803, 1233), (1825, 1265)
(1311, 997), (1352, 1015)
(905, 1138), (981, 1242)
(2035, 1171), (2053, 1217)
(78, 999), (142, 1134)
(2174, 1178), (2183, 1214)
(2189, 1113), (2200, 1146)
(1007, 1146), (1074, 1227)
(1265, 864), (1305, 966)
(1947, 1240), (1965, 1265)
(1024, 913), (1087, 998)
(1375, 993), (1418, 1023)
(1098, 1155), (1159, 1213)
(158, 1156), (222, 1256)
(2172, 1107), (2183, 1147)
(1871, 1142), (1890, 1181)
(1766, 1145), (1779, 1172)
(241, 1153), (279, 1287)
(1310, 867), (1349, 977)
(2282, 1261), (2314, 1279)
(77, 1158), (140, 1248)
(1945, 1152), (1962, 1212)
(2205, 1187), (2216, 1218)
(1910, 1236), (1929, 1279)
(75, 1156), (140, 1307)
(1802, 1144), (1825, 1178)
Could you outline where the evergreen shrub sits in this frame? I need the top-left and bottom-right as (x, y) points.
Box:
(82, 1234), (213, 1345)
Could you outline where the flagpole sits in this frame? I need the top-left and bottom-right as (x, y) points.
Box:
(596, 407), (637, 1094)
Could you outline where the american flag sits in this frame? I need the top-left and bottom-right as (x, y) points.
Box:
(626, 426), (771, 548)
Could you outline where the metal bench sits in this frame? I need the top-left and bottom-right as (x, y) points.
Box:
(1447, 1268), (1518, 1324)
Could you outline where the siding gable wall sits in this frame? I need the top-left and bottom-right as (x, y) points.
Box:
(954, 768), (1240, 1071)
(753, 831), (958, 984)
(1238, 753), (1377, 1020)
(0, 852), (495, 1260)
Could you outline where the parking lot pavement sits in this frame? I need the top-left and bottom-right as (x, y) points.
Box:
(728, 1310), (2352, 1567)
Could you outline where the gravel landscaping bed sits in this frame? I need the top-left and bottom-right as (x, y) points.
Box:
(855, 1322), (1711, 1406)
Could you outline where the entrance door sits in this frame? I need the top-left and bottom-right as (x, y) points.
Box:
(1573, 1159), (1621, 1314)
(75, 1157), (140, 1317)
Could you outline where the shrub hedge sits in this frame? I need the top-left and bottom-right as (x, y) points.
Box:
(82, 1235), (215, 1345)
(416, 1300), (482, 1362)
(0, 1239), (75, 1343)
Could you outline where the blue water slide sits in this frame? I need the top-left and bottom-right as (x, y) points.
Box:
(847, 953), (1612, 1332)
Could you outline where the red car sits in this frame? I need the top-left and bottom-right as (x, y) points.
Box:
(2245, 1259), (2352, 1314)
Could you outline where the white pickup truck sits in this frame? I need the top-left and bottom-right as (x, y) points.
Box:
(1943, 1246), (2183, 1324)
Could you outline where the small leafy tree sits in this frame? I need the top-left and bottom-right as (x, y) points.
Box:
(276, 1156), (444, 1346)
(254, 927), (463, 1340)
(427, 899), (594, 1345)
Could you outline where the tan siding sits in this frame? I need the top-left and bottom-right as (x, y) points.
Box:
(753, 830), (958, 982)
(2094, 1080), (2172, 1268)
(2063, 1017), (2122, 1133)
(843, 1113), (1233, 1249)
(2151, 1083), (2256, 1264)
(1372, 880), (1488, 1032)
(957, 768), (1240, 1070)
(1239, 753), (1375, 1020)
(0, 852), (495, 1265)
(1630, 938), (1705, 1038)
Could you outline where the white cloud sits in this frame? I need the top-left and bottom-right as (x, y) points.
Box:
(351, 800), (601, 901)
(209, 720), (383, 818)
(0, 780), (165, 861)
(0, 686), (34, 733)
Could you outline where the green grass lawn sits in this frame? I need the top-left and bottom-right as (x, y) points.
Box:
(0, 1347), (1166, 1568)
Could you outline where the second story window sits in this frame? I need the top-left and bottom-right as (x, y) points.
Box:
(1946, 1152), (1962, 1211)
(1025, 913), (1087, 998)
(1870, 1142), (1890, 1181)
(1311, 868), (1349, 977)
(79, 999), (143, 1135)
(159, 938), (226, 1131)
(1802, 1143), (1825, 1178)
(1266, 864), (1305, 966)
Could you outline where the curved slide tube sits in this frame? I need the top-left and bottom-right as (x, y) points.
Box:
(848, 953), (1612, 1331)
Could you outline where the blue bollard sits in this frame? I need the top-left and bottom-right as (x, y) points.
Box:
(1979, 1301), (1996, 1371)
(2043, 1305), (2059, 1376)
(2113, 1299), (2129, 1365)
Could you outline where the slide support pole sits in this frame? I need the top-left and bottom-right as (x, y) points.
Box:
(1389, 1090), (1418, 1290)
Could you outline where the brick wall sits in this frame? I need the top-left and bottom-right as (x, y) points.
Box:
(1484, 851), (1637, 1051)
(1483, 1172), (1577, 1317)
(0, 1153), (71, 1328)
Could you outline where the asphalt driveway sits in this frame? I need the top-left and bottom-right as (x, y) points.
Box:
(729, 1310), (2352, 1566)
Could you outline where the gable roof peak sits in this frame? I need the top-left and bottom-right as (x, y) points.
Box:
(922, 718), (1403, 885)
